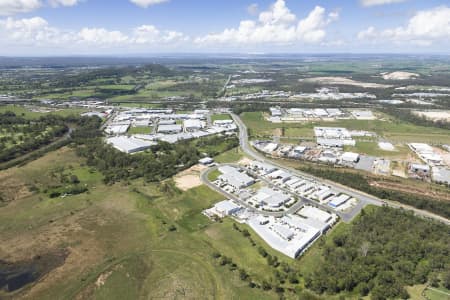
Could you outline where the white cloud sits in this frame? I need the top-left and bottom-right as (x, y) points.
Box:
(133, 25), (160, 43)
(77, 27), (129, 45)
(0, 16), (75, 47)
(358, 6), (450, 46)
(130, 0), (169, 8)
(48, 0), (80, 7)
(360, 0), (406, 7)
(0, 0), (82, 16)
(258, 0), (295, 25)
(297, 6), (338, 43)
(132, 24), (187, 44)
(195, 0), (338, 46)
(357, 26), (377, 40)
(247, 3), (259, 16)
(0, 0), (42, 16)
(0, 16), (189, 53)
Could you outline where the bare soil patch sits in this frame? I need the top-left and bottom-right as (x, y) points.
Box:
(173, 164), (206, 191)
(238, 157), (252, 166)
(303, 76), (391, 88)
(413, 110), (450, 122)
(382, 71), (419, 80)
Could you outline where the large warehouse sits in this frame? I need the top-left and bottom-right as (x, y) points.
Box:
(107, 136), (156, 154)
(183, 119), (204, 132)
(247, 215), (321, 259)
(252, 187), (291, 208)
(157, 124), (183, 134)
(218, 166), (255, 189)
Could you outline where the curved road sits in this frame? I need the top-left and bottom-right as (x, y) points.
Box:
(201, 163), (340, 219)
(229, 113), (450, 225)
(202, 165), (295, 217)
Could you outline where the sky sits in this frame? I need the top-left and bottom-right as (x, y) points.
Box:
(0, 0), (449, 55)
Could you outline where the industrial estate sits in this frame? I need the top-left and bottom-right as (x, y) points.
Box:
(2, 0), (450, 297)
(1, 54), (450, 300)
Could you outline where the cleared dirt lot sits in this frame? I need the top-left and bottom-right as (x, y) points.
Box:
(173, 164), (207, 191)
(413, 110), (450, 122)
(302, 76), (392, 88)
(382, 71), (419, 80)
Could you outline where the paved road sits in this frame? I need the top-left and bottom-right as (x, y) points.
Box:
(223, 75), (231, 91)
(230, 113), (450, 225)
(100, 110), (119, 131)
(222, 163), (333, 217)
(201, 162), (360, 222)
(200, 166), (285, 217)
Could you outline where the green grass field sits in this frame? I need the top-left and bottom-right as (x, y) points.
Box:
(241, 112), (281, 137)
(106, 78), (205, 102)
(127, 126), (153, 135)
(424, 286), (450, 300)
(344, 141), (412, 159)
(0, 148), (284, 299)
(214, 147), (245, 163)
(96, 84), (136, 91)
(0, 105), (86, 119)
(0, 146), (343, 299)
(207, 169), (221, 181)
(2, 145), (444, 300)
(211, 113), (232, 121)
(241, 111), (450, 144)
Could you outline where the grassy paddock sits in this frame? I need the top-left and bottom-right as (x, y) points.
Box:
(0, 105), (86, 119)
(344, 141), (412, 159)
(0, 148), (276, 299)
(207, 169), (221, 181)
(211, 114), (232, 122)
(127, 126), (153, 135)
(241, 111), (450, 144)
(214, 147), (245, 164)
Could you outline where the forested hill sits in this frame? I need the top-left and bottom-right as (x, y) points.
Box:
(305, 206), (450, 299)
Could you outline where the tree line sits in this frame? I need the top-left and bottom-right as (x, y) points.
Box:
(305, 206), (450, 299)
(298, 165), (450, 219)
(0, 112), (69, 163)
(75, 133), (238, 185)
(381, 107), (450, 130)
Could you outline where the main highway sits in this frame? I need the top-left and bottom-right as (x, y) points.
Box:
(227, 113), (450, 225)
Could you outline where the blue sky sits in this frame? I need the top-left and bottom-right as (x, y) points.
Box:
(0, 0), (449, 55)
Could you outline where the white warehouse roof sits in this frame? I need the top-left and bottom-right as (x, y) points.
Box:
(409, 143), (433, 152)
(184, 119), (203, 129)
(249, 215), (322, 258)
(107, 136), (156, 154)
(214, 200), (241, 214)
(218, 166), (254, 188)
(341, 152), (360, 162)
(105, 124), (130, 135)
(157, 124), (182, 133)
(329, 194), (351, 208)
(253, 187), (290, 208)
(250, 161), (277, 173)
(298, 206), (332, 223)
